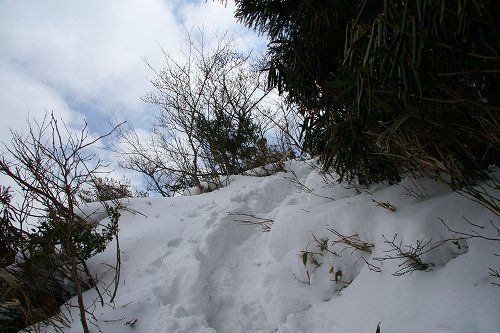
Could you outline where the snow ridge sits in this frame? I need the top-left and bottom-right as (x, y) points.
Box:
(52, 160), (500, 333)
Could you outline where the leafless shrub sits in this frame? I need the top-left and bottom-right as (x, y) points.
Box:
(115, 29), (297, 196)
(133, 28), (276, 192)
(285, 168), (336, 201)
(0, 113), (122, 333)
(441, 217), (500, 286)
(254, 94), (303, 157)
(229, 212), (274, 233)
(325, 228), (374, 253)
(440, 217), (500, 242)
(374, 235), (432, 276)
(489, 262), (500, 287)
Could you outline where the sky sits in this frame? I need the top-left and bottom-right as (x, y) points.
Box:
(0, 0), (265, 147)
(0, 0), (267, 188)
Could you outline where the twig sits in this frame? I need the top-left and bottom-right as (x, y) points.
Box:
(125, 319), (138, 327)
(326, 228), (374, 253)
(229, 211), (274, 232)
(285, 168), (336, 201)
(440, 217), (500, 242)
(374, 234), (432, 276)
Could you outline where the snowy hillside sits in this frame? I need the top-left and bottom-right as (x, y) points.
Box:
(50, 160), (499, 333)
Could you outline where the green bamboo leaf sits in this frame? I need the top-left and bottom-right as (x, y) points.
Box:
(324, 80), (355, 89)
(302, 252), (308, 267)
(363, 22), (376, 67)
(353, 0), (369, 28)
(344, 23), (351, 57)
(440, 0), (446, 25)
(411, 16), (416, 66)
(0, 268), (18, 286)
(377, 13), (383, 47)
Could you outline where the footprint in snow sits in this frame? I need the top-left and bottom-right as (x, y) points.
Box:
(167, 238), (182, 248)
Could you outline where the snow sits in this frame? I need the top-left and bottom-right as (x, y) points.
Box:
(43, 160), (499, 333)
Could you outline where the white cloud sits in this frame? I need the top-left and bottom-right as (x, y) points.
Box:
(0, 0), (184, 118)
(0, 64), (79, 143)
(177, 1), (267, 53)
(0, 0), (267, 190)
(0, 0), (264, 134)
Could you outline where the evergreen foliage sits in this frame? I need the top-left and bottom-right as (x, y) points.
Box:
(0, 115), (122, 333)
(234, 0), (500, 187)
(195, 107), (261, 175)
(78, 176), (136, 203)
(138, 30), (281, 192)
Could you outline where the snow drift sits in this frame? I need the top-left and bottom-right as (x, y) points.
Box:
(45, 160), (500, 333)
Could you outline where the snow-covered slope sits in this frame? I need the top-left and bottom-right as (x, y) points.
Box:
(51, 160), (500, 333)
